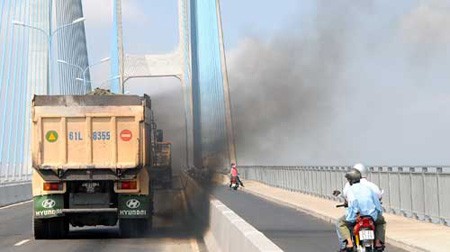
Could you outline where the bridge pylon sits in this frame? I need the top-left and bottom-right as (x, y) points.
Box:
(111, 0), (236, 170)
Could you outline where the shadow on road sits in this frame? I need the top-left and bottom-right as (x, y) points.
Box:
(64, 173), (209, 242)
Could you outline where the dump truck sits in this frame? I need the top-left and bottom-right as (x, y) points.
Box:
(31, 95), (159, 239)
(152, 131), (172, 189)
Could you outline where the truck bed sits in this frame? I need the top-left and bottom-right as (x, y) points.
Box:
(32, 95), (152, 170)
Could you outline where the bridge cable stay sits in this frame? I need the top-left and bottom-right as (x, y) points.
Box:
(18, 0), (32, 180)
(0, 0), (90, 184)
(0, 0), (18, 182)
(21, 0), (33, 175)
(9, 0), (27, 181)
(55, 0), (90, 95)
(20, 0), (46, 182)
(26, 0), (48, 181)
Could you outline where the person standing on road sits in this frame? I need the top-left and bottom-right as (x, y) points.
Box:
(229, 163), (244, 187)
(335, 163), (386, 251)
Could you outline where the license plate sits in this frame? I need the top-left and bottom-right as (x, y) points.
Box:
(359, 230), (374, 240)
(81, 182), (100, 193)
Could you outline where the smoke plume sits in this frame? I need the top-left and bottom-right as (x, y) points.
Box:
(126, 78), (188, 169)
(228, 0), (450, 165)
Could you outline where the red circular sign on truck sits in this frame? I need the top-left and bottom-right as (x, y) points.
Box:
(120, 129), (132, 141)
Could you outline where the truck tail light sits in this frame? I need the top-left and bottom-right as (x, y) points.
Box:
(118, 180), (137, 190)
(43, 182), (63, 191)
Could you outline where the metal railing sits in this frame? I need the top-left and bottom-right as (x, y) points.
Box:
(240, 166), (450, 226)
(0, 164), (32, 185)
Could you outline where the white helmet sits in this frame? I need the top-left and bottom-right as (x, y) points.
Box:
(353, 163), (368, 178)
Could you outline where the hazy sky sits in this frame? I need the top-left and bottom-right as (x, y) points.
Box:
(81, 0), (305, 57)
(80, 0), (450, 166)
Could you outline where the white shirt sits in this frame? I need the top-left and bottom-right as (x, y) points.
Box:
(342, 178), (382, 199)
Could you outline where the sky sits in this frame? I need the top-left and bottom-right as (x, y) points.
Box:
(81, 0), (305, 56)
(80, 0), (450, 166)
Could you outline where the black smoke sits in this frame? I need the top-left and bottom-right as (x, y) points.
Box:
(227, 0), (450, 165)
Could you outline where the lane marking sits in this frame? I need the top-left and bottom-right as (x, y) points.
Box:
(0, 200), (32, 211)
(14, 239), (30, 247)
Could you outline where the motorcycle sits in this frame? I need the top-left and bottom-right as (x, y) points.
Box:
(229, 176), (239, 190)
(333, 190), (384, 252)
(336, 203), (379, 252)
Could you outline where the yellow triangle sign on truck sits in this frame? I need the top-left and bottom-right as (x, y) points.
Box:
(46, 130), (58, 142)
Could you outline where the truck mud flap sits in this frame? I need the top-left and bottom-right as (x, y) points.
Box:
(118, 195), (151, 219)
(34, 195), (64, 219)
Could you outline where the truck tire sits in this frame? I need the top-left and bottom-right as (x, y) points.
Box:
(48, 218), (68, 239)
(163, 181), (172, 189)
(163, 170), (172, 189)
(34, 219), (49, 239)
(34, 218), (68, 239)
(147, 215), (153, 231)
(120, 218), (151, 238)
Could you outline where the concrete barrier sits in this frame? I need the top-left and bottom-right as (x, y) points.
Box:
(208, 199), (283, 252)
(182, 172), (282, 252)
(0, 182), (32, 207)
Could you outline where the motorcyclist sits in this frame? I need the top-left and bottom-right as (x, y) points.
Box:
(343, 163), (382, 199)
(336, 168), (385, 252)
(229, 163), (244, 187)
(347, 163), (385, 248)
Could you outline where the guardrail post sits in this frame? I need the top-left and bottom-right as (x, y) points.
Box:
(436, 167), (442, 224)
(399, 167), (411, 217)
(422, 167), (430, 222)
(309, 167), (313, 195)
(439, 168), (450, 226)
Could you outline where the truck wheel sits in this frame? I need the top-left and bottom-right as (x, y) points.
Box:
(64, 219), (70, 234)
(47, 218), (68, 239)
(163, 171), (172, 189)
(120, 219), (148, 238)
(34, 218), (67, 239)
(34, 219), (49, 239)
(163, 181), (172, 189)
(147, 215), (153, 231)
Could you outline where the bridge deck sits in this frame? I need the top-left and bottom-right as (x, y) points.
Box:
(213, 184), (407, 252)
(0, 185), (206, 252)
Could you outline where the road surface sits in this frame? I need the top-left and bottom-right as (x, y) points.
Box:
(0, 188), (206, 252)
(213, 185), (407, 252)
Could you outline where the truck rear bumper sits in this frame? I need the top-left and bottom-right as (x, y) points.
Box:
(62, 208), (118, 214)
(36, 168), (141, 181)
